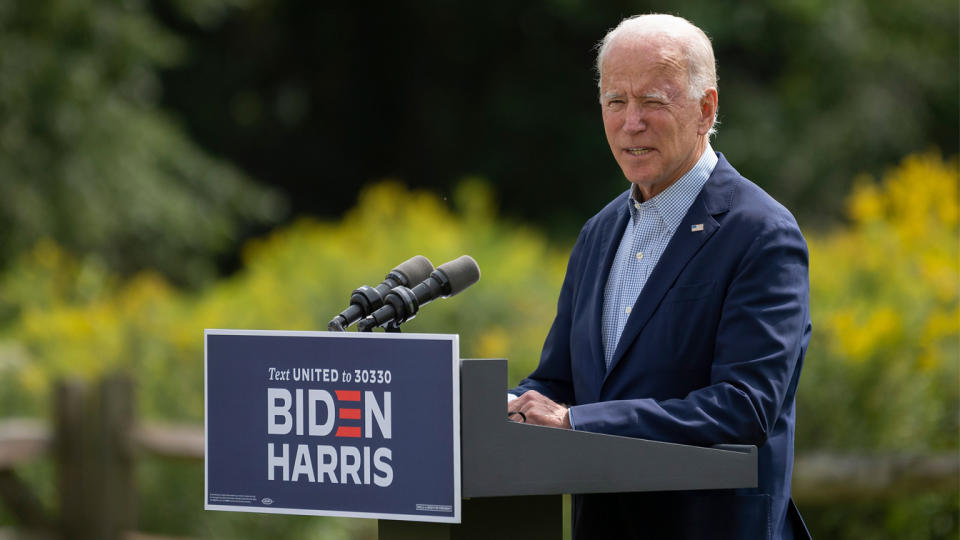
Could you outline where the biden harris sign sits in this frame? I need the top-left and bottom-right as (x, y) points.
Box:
(204, 330), (461, 523)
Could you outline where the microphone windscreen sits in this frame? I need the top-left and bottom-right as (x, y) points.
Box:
(392, 255), (434, 285)
(437, 255), (481, 296)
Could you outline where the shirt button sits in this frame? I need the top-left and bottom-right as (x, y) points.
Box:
(636, 252), (644, 260)
(633, 202), (641, 210)
(625, 306), (632, 314)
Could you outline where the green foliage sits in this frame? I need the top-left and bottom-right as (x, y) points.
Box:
(0, 178), (570, 415)
(797, 153), (959, 539)
(0, 154), (957, 537)
(800, 152), (959, 452)
(802, 492), (958, 540)
(696, 0), (959, 218)
(0, 0), (286, 288)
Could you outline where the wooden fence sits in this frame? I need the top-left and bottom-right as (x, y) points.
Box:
(0, 373), (956, 538)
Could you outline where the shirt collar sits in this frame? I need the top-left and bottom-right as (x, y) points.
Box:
(627, 144), (718, 232)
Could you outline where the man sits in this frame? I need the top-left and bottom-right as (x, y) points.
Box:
(508, 14), (812, 540)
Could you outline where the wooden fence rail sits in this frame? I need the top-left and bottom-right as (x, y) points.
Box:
(0, 374), (957, 538)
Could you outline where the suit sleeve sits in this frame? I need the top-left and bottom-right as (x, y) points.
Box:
(568, 221), (810, 447)
(507, 227), (588, 405)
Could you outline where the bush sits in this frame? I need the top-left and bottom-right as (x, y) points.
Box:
(801, 151), (958, 452)
(0, 178), (569, 421)
(798, 152), (958, 539)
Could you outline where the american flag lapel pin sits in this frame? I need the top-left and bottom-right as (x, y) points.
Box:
(691, 223), (704, 232)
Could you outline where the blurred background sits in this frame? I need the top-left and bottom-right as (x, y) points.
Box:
(0, 0), (956, 538)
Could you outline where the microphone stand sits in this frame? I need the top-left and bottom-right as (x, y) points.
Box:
(358, 319), (403, 333)
(384, 321), (402, 333)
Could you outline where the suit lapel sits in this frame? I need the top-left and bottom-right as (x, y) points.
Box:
(605, 158), (735, 379)
(589, 200), (630, 376)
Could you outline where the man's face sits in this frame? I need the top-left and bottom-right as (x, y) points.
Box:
(600, 37), (714, 200)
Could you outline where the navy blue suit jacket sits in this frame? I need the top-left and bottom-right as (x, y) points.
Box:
(512, 155), (812, 539)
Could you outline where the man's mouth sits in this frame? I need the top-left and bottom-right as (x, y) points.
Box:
(626, 147), (653, 156)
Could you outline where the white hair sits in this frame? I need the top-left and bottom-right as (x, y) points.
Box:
(595, 14), (719, 135)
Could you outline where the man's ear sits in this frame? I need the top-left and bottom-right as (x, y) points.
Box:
(698, 88), (718, 135)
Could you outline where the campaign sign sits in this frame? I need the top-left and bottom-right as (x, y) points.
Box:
(204, 330), (460, 523)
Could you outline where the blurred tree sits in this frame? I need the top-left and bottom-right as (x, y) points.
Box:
(153, 0), (958, 230)
(0, 0), (286, 289)
(696, 0), (960, 222)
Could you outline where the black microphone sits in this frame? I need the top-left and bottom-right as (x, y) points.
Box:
(357, 255), (481, 331)
(327, 255), (435, 331)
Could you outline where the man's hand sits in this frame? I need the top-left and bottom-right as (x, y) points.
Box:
(507, 390), (572, 429)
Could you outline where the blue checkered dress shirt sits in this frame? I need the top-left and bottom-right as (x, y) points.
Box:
(601, 146), (718, 369)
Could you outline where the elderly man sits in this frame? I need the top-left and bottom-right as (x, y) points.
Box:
(508, 14), (812, 540)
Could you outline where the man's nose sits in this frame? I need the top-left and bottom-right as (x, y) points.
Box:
(623, 103), (646, 133)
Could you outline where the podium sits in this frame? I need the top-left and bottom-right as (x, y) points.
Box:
(378, 358), (758, 539)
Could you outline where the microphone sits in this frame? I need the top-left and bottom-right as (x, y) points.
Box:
(357, 255), (481, 331)
(327, 255), (435, 331)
